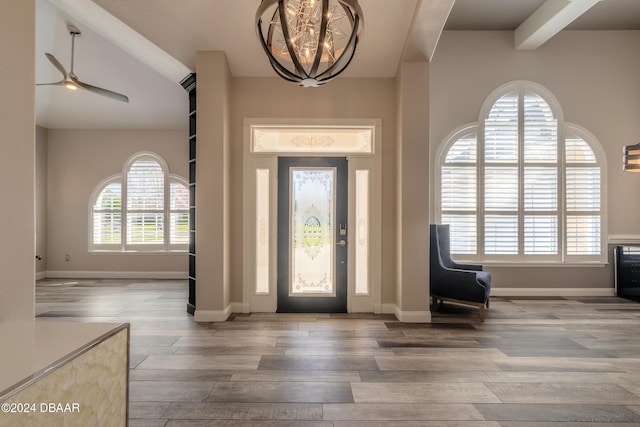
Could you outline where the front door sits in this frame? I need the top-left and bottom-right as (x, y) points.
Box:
(277, 157), (348, 312)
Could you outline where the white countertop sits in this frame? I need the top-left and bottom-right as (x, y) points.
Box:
(0, 321), (127, 398)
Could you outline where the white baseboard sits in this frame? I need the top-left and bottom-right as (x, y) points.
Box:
(35, 271), (47, 281)
(44, 270), (188, 280)
(491, 287), (616, 297)
(194, 307), (231, 322)
(380, 303), (431, 323)
(193, 303), (245, 322)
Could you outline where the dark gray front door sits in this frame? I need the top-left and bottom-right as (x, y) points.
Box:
(277, 157), (348, 313)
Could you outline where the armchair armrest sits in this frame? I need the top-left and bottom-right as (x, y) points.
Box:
(449, 261), (482, 271)
(430, 267), (489, 304)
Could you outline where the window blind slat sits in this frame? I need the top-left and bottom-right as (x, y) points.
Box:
(445, 134), (477, 163)
(485, 215), (518, 254)
(524, 215), (558, 254)
(127, 160), (164, 210)
(567, 215), (601, 255)
(524, 167), (557, 211)
(485, 167), (518, 211)
(442, 214), (477, 254)
(93, 181), (121, 245)
(442, 167), (476, 211)
(170, 180), (190, 245)
(566, 136), (596, 163)
(127, 213), (164, 244)
(485, 92), (519, 163)
(566, 167), (600, 211)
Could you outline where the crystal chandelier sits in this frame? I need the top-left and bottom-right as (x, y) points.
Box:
(256, 0), (364, 87)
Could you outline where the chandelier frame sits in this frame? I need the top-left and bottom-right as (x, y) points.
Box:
(256, 0), (364, 87)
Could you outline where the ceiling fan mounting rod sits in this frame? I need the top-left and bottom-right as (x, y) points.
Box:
(68, 25), (80, 76)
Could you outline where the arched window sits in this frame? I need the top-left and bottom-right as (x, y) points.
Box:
(90, 152), (188, 252)
(437, 81), (605, 263)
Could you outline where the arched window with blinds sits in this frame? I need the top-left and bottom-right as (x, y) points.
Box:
(90, 152), (188, 252)
(437, 81), (606, 263)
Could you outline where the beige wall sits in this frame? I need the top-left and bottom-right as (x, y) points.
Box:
(195, 51), (232, 317)
(36, 126), (48, 276)
(0, 0), (35, 321)
(396, 61), (430, 318)
(431, 30), (640, 289)
(229, 76), (398, 305)
(45, 129), (188, 275)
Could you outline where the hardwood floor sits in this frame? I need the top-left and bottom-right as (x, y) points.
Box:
(35, 279), (640, 426)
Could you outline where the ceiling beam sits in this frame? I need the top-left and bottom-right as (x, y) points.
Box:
(47, 0), (192, 83)
(515, 0), (603, 50)
(403, 0), (456, 62)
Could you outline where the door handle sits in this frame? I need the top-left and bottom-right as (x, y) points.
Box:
(337, 239), (347, 247)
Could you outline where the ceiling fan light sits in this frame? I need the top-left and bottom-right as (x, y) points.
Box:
(256, 0), (364, 87)
(65, 82), (78, 90)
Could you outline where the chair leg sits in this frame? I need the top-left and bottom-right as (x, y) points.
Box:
(486, 298), (490, 309)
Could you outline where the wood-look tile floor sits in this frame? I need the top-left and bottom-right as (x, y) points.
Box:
(35, 279), (640, 426)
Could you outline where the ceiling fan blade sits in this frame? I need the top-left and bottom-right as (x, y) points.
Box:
(72, 78), (129, 103)
(36, 81), (65, 87)
(45, 53), (68, 79)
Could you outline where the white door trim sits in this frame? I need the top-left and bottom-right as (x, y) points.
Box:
(242, 118), (382, 313)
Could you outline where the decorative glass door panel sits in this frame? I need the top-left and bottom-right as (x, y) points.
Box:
(278, 157), (347, 313)
(290, 168), (336, 296)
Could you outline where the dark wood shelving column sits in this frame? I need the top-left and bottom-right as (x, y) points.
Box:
(181, 73), (196, 315)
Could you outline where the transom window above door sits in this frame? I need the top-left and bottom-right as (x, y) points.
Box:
(251, 126), (374, 154)
(436, 81), (606, 264)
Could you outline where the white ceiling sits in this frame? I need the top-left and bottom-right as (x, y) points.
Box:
(35, 0), (640, 130)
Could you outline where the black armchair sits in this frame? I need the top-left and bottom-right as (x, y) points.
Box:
(430, 224), (491, 321)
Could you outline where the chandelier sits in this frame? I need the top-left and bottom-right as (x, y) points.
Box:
(256, 0), (364, 87)
(623, 143), (640, 172)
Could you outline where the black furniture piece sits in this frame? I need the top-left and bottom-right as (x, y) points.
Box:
(429, 224), (492, 321)
(614, 245), (640, 302)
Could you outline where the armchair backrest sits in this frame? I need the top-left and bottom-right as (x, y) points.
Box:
(429, 224), (447, 280)
(433, 224), (456, 268)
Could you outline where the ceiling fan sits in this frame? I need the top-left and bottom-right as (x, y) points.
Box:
(37, 24), (129, 103)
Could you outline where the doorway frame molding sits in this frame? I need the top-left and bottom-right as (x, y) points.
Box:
(242, 118), (383, 314)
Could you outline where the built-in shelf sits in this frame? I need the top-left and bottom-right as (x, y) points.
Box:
(181, 73), (196, 315)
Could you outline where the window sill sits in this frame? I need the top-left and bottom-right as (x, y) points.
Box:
(479, 261), (608, 268)
(89, 250), (187, 255)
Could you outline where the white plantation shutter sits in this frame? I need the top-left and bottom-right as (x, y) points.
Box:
(127, 159), (164, 245)
(524, 92), (557, 163)
(438, 82), (604, 263)
(93, 181), (121, 245)
(484, 93), (520, 256)
(524, 215), (558, 254)
(442, 166), (476, 211)
(566, 215), (600, 255)
(441, 132), (478, 254)
(442, 214), (477, 254)
(565, 134), (601, 257)
(521, 92), (559, 255)
(445, 134), (476, 163)
(485, 167), (518, 210)
(170, 180), (189, 245)
(485, 93), (518, 163)
(566, 137), (596, 163)
(485, 215), (518, 254)
(524, 167), (557, 211)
